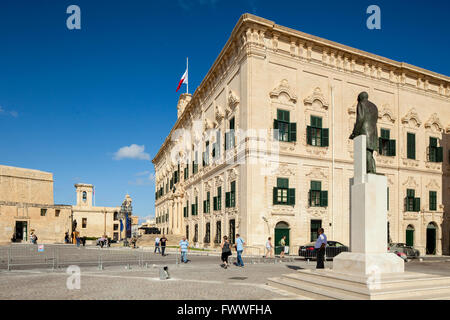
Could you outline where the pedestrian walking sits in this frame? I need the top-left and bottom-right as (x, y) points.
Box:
(234, 234), (245, 267)
(75, 232), (80, 247)
(64, 232), (70, 244)
(154, 236), (161, 254)
(179, 236), (189, 263)
(279, 236), (286, 259)
(221, 236), (232, 269)
(265, 237), (273, 258)
(160, 235), (167, 256)
(315, 228), (327, 269)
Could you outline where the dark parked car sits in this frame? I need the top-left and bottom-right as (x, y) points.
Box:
(388, 243), (420, 259)
(298, 241), (349, 260)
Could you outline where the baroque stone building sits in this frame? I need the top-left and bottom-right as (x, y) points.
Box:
(153, 14), (450, 255)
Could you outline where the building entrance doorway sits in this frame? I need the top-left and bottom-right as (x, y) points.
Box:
(274, 221), (290, 255)
(426, 222), (437, 255)
(14, 221), (28, 242)
(406, 225), (415, 247)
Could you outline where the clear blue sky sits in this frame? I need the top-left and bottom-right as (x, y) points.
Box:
(1, 0), (449, 222)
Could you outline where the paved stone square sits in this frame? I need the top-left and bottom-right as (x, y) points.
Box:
(1, 245), (450, 300)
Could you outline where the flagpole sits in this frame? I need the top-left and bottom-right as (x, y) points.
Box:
(186, 57), (189, 94)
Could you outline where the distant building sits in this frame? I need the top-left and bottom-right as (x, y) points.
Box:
(0, 165), (72, 244)
(0, 164), (139, 244)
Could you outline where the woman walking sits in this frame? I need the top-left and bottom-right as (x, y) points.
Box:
(221, 236), (232, 269)
(279, 235), (286, 259)
(265, 237), (273, 258)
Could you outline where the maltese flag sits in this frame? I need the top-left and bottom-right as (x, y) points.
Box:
(176, 68), (188, 92)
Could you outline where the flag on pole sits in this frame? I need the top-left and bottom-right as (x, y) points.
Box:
(176, 68), (188, 92)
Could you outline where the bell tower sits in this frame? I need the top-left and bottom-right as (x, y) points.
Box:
(75, 183), (94, 207)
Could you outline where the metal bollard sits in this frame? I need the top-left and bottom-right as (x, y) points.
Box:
(159, 266), (170, 280)
(7, 246), (11, 271)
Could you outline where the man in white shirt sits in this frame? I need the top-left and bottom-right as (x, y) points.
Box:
(314, 228), (327, 269)
(154, 236), (161, 254)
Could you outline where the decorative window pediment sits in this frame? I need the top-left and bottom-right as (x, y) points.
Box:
(424, 113), (443, 133)
(401, 108), (422, 128)
(228, 89), (240, 109)
(378, 104), (396, 123)
(270, 79), (297, 103)
(303, 87), (329, 110)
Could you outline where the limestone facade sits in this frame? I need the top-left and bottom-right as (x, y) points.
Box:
(152, 14), (450, 255)
(0, 165), (72, 244)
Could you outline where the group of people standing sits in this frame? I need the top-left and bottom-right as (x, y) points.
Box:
(154, 235), (168, 256)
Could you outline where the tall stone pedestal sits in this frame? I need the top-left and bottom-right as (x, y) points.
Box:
(333, 135), (404, 275)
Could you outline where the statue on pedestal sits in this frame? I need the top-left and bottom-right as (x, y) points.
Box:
(349, 92), (379, 174)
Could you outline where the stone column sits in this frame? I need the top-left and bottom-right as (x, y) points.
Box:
(168, 201), (173, 234)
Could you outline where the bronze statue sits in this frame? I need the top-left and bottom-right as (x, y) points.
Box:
(349, 92), (378, 173)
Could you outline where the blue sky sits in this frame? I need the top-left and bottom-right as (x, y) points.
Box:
(1, 0), (449, 222)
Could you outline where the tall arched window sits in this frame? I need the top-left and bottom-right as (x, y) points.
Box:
(82, 191), (87, 202)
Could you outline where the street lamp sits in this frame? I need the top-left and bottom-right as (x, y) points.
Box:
(119, 202), (132, 246)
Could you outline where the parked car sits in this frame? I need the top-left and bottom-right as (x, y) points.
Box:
(388, 243), (420, 259)
(298, 241), (349, 260)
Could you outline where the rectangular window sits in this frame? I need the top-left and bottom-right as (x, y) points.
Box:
(55, 210), (60, 217)
(429, 191), (437, 211)
(226, 182), (236, 208)
(184, 164), (189, 180)
(405, 189), (420, 212)
(379, 128), (396, 156)
(204, 223), (211, 243)
(225, 118), (235, 150)
(203, 191), (210, 213)
(307, 116), (328, 147)
(214, 187), (222, 211)
(428, 137), (443, 163)
(114, 224), (118, 231)
(191, 197), (198, 215)
(215, 221), (221, 243)
(407, 133), (416, 160)
(114, 212), (118, 221)
(274, 109), (296, 142)
(308, 181), (328, 207)
(192, 151), (199, 174)
(82, 218), (87, 228)
(273, 178), (295, 206)
(40, 209), (47, 216)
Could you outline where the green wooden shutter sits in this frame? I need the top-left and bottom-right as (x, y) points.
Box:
(388, 140), (396, 156)
(437, 147), (443, 162)
(277, 178), (289, 189)
(226, 192), (230, 207)
(429, 191), (437, 211)
(378, 137), (383, 154)
(308, 190), (312, 207)
(414, 197), (421, 212)
(430, 137), (438, 147)
(288, 188), (295, 206)
(307, 126), (312, 145)
(381, 128), (390, 139)
(273, 119), (279, 140)
(320, 190), (328, 207)
(321, 128), (329, 147)
(273, 188), (278, 205)
(289, 123), (297, 142)
(407, 133), (415, 159)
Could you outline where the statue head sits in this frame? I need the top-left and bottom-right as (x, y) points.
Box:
(358, 91), (369, 102)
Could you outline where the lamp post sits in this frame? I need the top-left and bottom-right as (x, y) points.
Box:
(119, 202), (132, 247)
